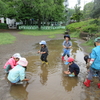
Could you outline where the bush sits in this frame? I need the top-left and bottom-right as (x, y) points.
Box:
(66, 21), (87, 32)
(0, 23), (8, 29)
(81, 24), (98, 33)
(66, 19), (99, 33)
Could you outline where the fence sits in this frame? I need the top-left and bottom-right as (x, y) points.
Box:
(18, 25), (65, 30)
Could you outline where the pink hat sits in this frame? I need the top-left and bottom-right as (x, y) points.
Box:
(17, 57), (28, 66)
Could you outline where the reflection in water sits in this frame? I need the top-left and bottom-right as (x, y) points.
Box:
(40, 64), (48, 85)
(10, 83), (28, 100)
(61, 76), (78, 92)
(4, 39), (100, 100)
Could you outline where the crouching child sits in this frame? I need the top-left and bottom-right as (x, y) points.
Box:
(64, 57), (80, 77)
(7, 57), (29, 84)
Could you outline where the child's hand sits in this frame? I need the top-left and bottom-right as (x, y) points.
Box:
(38, 51), (40, 53)
(66, 47), (69, 49)
(64, 46), (66, 48)
(23, 79), (29, 81)
(64, 71), (70, 74)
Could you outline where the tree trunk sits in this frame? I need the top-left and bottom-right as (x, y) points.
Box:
(38, 18), (41, 30)
(4, 17), (6, 24)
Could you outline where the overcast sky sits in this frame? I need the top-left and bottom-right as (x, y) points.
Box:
(68, 0), (93, 10)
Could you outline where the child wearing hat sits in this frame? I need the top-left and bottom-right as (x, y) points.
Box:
(64, 57), (80, 77)
(7, 57), (29, 84)
(38, 40), (49, 64)
(83, 37), (100, 88)
(62, 35), (72, 61)
(3, 53), (21, 73)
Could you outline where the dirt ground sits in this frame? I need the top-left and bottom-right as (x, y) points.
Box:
(0, 29), (64, 74)
(0, 29), (89, 74)
(0, 29), (95, 100)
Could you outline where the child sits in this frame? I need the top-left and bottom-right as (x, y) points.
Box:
(84, 55), (91, 69)
(64, 57), (80, 77)
(3, 53), (21, 73)
(38, 40), (48, 64)
(62, 35), (72, 61)
(7, 57), (29, 84)
(83, 37), (100, 88)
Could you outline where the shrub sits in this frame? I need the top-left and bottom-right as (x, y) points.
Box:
(81, 24), (98, 33)
(0, 23), (8, 29)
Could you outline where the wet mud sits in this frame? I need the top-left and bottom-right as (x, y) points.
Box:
(0, 39), (100, 100)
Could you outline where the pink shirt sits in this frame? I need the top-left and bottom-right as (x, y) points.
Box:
(3, 58), (17, 69)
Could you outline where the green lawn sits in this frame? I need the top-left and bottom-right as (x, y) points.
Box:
(19, 29), (65, 38)
(0, 29), (65, 45)
(0, 33), (16, 45)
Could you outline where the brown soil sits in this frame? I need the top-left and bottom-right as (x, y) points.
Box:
(0, 29), (89, 74)
(0, 29), (63, 73)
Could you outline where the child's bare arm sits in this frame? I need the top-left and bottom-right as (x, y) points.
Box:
(64, 70), (71, 74)
(22, 78), (29, 81)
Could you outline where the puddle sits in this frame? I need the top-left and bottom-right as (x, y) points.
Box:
(1, 39), (100, 100)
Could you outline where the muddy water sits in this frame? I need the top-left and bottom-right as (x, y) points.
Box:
(1, 39), (100, 100)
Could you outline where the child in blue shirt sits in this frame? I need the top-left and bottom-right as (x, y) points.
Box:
(83, 37), (100, 88)
(62, 35), (72, 61)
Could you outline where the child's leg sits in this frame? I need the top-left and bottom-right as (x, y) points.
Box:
(83, 68), (94, 87)
(87, 68), (94, 80)
(97, 71), (100, 88)
(41, 54), (44, 61)
(42, 54), (48, 62)
(62, 49), (67, 57)
(62, 49), (67, 61)
(66, 49), (70, 57)
(5, 65), (12, 73)
(11, 77), (20, 83)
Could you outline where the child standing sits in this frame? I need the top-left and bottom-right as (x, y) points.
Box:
(7, 57), (29, 84)
(38, 40), (48, 64)
(64, 57), (80, 77)
(3, 53), (21, 73)
(83, 37), (100, 88)
(62, 35), (72, 61)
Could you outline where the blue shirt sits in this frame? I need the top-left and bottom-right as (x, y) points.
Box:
(7, 65), (25, 82)
(69, 62), (80, 75)
(91, 45), (100, 70)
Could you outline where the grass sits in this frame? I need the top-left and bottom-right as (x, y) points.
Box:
(81, 39), (94, 53)
(0, 29), (65, 45)
(48, 35), (55, 38)
(82, 39), (94, 46)
(70, 32), (80, 38)
(0, 33), (16, 45)
(19, 29), (65, 37)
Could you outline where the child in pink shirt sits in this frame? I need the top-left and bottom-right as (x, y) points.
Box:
(3, 53), (21, 73)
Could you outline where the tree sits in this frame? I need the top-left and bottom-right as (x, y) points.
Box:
(31, 0), (65, 29)
(69, 0), (83, 22)
(0, 0), (7, 17)
(1, 0), (65, 29)
(71, 4), (82, 22)
(83, 2), (94, 19)
(91, 0), (100, 18)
